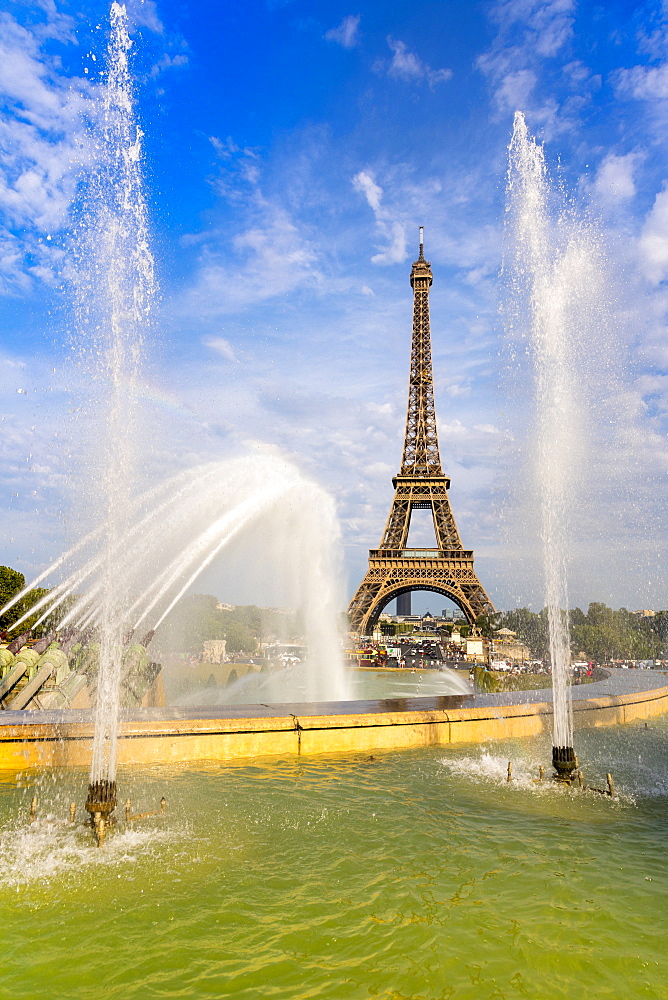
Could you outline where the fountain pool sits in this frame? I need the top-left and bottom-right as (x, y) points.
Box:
(1, 718), (666, 999)
(170, 664), (472, 708)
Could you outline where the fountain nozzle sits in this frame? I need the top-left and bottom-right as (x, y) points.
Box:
(552, 745), (578, 782)
(85, 780), (117, 846)
(85, 780), (117, 820)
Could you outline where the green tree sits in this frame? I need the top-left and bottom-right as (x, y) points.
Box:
(155, 595), (269, 657)
(0, 566), (54, 637)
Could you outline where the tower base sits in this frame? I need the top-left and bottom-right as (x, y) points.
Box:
(349, 548), (492, 635)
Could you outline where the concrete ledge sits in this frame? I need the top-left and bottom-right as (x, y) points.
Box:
(0, 674), (666, 769)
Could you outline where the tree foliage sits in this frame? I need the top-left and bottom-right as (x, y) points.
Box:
(496, 603), (668, 662)
(0, 565), (54, 637)
(154, 595), (304, 657)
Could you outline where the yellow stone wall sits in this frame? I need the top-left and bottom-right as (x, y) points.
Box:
(0, 684), (666, 771)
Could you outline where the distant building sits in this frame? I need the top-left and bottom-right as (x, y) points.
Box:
(202, 639), (227, 663)
(216, 602), (235, 611)
(491, 628), (530, 663)
(397, 593), (411, 616)
(633, 609), (657, 617)
(465, 636), (485, 662)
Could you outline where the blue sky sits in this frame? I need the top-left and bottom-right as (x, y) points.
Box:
(1, 0), (668, 612)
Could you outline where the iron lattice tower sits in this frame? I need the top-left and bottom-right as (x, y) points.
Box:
(348, 229), (494, 634)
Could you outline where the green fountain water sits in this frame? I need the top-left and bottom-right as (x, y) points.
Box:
(1, 718), (666, 999)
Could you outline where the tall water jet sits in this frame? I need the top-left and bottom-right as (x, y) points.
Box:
(72, 3), (156, 801)
(504, 112), (608, 775)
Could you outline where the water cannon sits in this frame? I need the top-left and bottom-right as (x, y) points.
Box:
(80, 627), (96, 647)
(140, 629), (155, 649)
(60, 630), (82, 655)
(7, 630), (31, 654)
(31, 631), (58, 656)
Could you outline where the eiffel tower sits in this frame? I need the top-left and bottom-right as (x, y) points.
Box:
(348, 229), (494, 634)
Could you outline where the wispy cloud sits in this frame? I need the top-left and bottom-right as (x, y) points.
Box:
(184, 209), (322, 316)
(126, 0), (164, 33)
(377, 37), (452, 87)
(149, 51), (189, 78)
(352, 170), (406, 265)
(325, 14), (360, 49)
(179, 139), (325, 316)
(486, 0), (575, 59)
(615, 63), (668, 102)
(202, 335), (236, 361)
(639, 184), (668, 285)
(0, 8), (94, 293)
(476, 0), (581, 133)
(592, 152), (641, 207)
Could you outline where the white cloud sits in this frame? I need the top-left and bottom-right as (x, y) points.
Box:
(149, 52), (189, 78)
(592, 153), (640, 206)
(529, 0), (574, 57)
(353, 170), (383, 213)
(126, 0), (164, 33)
(445, 380), (471, 398)
(383, 37), (452, 87)
(373, 221), (406, 265)
(494, 68), (537, 114)
(183, 208), (322, 316)
(0, 10), (94, 293)
(176, 134), (333, 316)
(615, 63), (668, 102)
(352, 170), (406, 265)
(639, 183), (668, 284)
(477, 0), (578, 133)
(487, 0), (575, 54)
(325, 15), (360, 49)
(202, 335), (236, 361)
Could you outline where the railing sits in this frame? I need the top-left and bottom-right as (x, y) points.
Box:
(369, 548), (473, 559)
